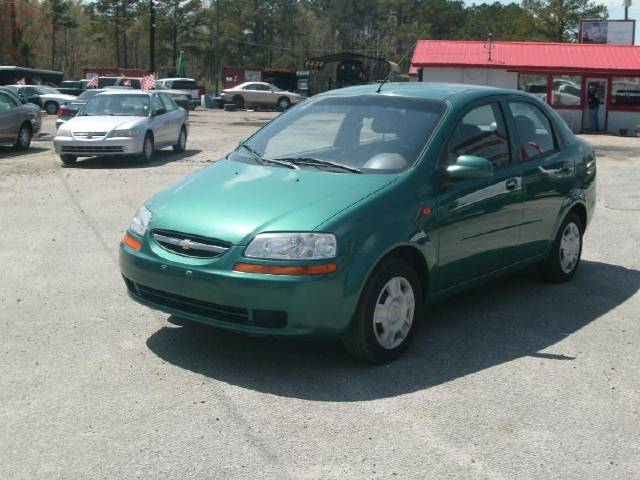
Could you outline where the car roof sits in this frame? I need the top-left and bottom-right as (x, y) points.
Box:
(322, 82), (526, 102)
(95, 89), (155, 96)
(159, 77), (196, 81)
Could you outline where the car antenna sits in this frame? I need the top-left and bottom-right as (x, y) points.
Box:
(376, 34), (425, 94)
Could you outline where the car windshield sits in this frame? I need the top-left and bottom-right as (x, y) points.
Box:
(232, 94), (445, 174)
(36, 86), (59, 94)
(79, 94), (150, 116)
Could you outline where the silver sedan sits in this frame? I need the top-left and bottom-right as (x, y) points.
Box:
(0, 89), (42, 150)
(53, 90), (188, 166)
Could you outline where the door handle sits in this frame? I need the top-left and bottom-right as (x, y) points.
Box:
(505, 178), (519, 190)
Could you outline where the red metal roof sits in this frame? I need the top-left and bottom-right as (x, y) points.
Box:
(410, 40), (640, 75)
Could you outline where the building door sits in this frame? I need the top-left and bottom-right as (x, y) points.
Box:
(583, 78), (607, 132)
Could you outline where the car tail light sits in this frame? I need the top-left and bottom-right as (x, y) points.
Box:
(57, 106), (74, 118)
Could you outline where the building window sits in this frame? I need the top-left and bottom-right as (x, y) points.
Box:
(611, 78), (640, 108)
(551, 75), (581, 106)
(518, 74), (548, 101)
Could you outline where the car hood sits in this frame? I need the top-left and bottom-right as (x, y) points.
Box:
(41, 93), (76, 102)
(63, 115), (145, 132)
(146, 159), (397, 245)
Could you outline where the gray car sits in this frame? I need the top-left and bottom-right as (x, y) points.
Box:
(0, 89), (42, 150)
(53, 90), (188, 166)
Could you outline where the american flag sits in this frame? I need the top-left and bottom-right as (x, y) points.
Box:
(16, 78), (25, 85)
(141, 73), (156, 91)
(86, 76), (98, 88)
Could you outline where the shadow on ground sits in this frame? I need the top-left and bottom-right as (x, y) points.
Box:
(0, 146), (49, 158)
(68, 148), (202, 169)
(146, 260), (640, 401)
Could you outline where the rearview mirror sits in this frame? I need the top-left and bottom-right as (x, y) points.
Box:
(446, 155), (493, 180)
(154, 108), (166, 116)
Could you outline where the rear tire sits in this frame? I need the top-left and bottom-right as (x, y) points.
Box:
(172, 127), (187, 153)
(538, 212), (583, 282)
(60, 154), (77, 166)
(44, 101), (58, 115)
(139, 133), (154, 163)
(14, 123), (32, 150)
(342, 258), (422, 364)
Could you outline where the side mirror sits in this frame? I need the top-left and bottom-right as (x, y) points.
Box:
(154, 108), (167, 116)
(20, 98), (28, 104)
(446, 155), (493, 180)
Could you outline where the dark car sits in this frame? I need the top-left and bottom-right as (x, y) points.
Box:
(56, 89), (106, 129)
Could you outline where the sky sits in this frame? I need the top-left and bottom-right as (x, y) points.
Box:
(464, 0), (639, 44)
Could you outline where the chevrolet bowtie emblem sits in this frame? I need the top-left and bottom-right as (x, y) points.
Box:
(178, 239), (193, 250)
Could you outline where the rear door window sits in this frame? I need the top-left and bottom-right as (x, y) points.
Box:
(508, 102), (557, 160)
(447, 103), (512, 168)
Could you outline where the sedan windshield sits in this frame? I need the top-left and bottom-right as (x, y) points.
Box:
(233, 94), (445, 174)
(80, 95), (150, 117)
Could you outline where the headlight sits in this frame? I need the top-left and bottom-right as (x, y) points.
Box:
(128, 206), (152, 237)
(245, 233), (337, 260)
(111, 128), (140, 138)
(57, 128), (72, 137)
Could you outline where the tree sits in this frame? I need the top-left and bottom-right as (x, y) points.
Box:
(522, 0), (608, 42)
(44, 0), (78, 69)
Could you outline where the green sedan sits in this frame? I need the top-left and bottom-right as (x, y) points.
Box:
(120, 83), (596, 363)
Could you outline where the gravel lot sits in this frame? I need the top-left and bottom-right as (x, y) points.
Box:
(1, 110), (638, 479)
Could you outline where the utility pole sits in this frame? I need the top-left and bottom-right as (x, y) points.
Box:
(624, 0), (631, 20)
(214, 0), (220, 96)
(149, 0), (156, 73)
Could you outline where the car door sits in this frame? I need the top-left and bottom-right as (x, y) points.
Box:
(505, 98), (576, 260)
(242, 83), (261, 104)
(433, 100), (526, 292)
(159, 93), (182, 143)
(0, 92), (21, 141)
(150, 93), (170, 145)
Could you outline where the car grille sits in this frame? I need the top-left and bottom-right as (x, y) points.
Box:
(123, 277), (287, 328)
(73, 131), (107, 138)
(152, 229), (231, 258)
(61, 145), (124, 153)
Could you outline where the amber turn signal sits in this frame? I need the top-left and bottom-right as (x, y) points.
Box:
(123, 232), (142, 250)
(234, 262), (337, 276)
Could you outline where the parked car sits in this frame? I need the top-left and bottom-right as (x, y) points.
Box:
(56, 89), (107, 129)
(57, 79), (89, 96)
(220, 81), (302, 110)
(119, 83), (596, 363)
(4, 84), (76, 114)
(54, 90), (188, 166)
(157, 78), (199, 109)
(155, 86), (191, 111)
(0, 88), (42, 149)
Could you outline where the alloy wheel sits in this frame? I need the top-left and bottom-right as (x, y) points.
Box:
(559, 222), (581, 274)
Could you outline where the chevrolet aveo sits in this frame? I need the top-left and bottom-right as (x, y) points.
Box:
(120, 83), (596, 363)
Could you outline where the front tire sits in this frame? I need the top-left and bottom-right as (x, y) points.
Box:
(139, 133), (154, 163)
(539, 212), (583, 282)
(44, 102), (58, 115)
(277, 97), (291, 111)
(60, 154), (77, 166)
(14, 123), (32, 150)
(342, 258), (422, 364)
(172, 127), (187, 153)
(232, 95), (244, 109)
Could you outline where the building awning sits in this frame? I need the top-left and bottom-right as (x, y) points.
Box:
(410, 40), (640, 75)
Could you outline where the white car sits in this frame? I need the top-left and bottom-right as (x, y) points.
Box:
(220, 82), (302, 110)
(53, 90), (188, 166)
(157, 78), (199, 109)
(6, 85), (76, 114)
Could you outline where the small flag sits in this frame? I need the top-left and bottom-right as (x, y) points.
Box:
(16, 78), (26, 85)
(141, 73), (156, 90)
(86, 76), (98, 88)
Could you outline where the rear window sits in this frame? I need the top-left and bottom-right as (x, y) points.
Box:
(171, 81), (197, 90)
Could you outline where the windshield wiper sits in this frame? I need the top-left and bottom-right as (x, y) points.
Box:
(238, 143), (298, 169)
(273, 157), (363, 174)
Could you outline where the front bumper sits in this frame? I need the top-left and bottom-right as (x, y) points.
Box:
(54, 134), (145, 157)
(119, 235), (356, 337)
